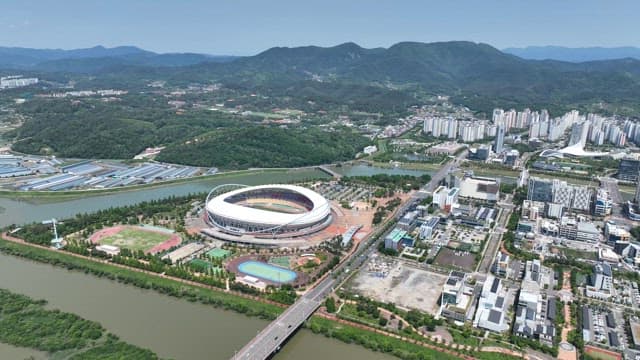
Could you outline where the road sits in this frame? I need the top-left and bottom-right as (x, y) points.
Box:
(476, 199), (513, 274)
(231, 151), (467, 360)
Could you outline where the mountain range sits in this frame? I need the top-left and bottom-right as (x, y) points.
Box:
(503, 46), (640, 62)
(2, 42), (640, 114)
(0, 45), (236, 71)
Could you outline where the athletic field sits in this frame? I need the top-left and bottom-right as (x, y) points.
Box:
(238, 260), (297, 283)
(90, 225), (181, 254)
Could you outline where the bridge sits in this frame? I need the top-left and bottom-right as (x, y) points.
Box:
(232, 277), (335, 359)
(317, 165), (343, 179)
(232, 151), (468, 359)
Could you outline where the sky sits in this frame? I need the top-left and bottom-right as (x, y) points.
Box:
(1, 0), (639, 55)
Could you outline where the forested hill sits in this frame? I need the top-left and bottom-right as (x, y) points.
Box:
(156, 127), (371, 169)
(169, 41), (640, 111)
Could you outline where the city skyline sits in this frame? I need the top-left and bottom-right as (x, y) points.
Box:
(1, 0), (639, 55)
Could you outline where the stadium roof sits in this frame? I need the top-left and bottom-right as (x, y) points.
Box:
(206, 184), (330, 229)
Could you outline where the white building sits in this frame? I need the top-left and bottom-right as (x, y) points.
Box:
(458, 176), (500, 202)
(594, 189), (613, 216)
(474, 275), (509, 333)
(432, 186), (459, 212)
(363, 145), (378, 155)
(585, 263), (613, 299)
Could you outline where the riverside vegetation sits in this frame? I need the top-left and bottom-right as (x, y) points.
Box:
(0, 288), (159, 359)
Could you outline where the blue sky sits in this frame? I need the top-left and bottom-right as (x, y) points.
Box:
(1, 0), (638, 55)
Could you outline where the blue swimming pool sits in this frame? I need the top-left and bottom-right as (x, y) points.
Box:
(237, 260), (297, 283)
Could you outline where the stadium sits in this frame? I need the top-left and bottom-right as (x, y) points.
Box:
(205, 184), (333, 239)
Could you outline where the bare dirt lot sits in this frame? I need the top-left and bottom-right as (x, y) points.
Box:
(434, 247), (477, 272)
(349, 258), (446, 315)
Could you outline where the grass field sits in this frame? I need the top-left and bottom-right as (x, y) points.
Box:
(98, 227), (172, 252)
(556, 246), (598, 261)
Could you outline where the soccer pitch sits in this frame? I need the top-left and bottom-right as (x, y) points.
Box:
(98, 227), (172, 252)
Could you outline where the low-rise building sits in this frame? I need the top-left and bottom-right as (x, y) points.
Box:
(384, 228), (407, 251)
(604, 221), (630, 246)
(585, 262), (613, 299)
(599, 248), (619, 264)
(513, 260), (556, 346)
(492, 251), (510, 277)
(558, 217), (599, 242)
(440, 271), (475, 323)
(398, 211), (419, 231)
(419, 216), (440, 241)
(458, 176), (500, 202)
(522, 200), (545, 220)
(363, 145), (378, 155)
(474, 275), (510, 332)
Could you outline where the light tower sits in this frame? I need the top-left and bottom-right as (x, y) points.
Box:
(42, 218), (63, 249)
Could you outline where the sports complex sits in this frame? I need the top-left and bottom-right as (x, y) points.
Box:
(203, 184), (334, 245)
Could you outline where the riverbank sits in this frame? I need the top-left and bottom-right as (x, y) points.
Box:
(0, 235), (285, 320)
(0, 167), (318, 199)
(0, 234), (480, 360)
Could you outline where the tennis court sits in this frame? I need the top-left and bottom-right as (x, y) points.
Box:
(268, 256), (291, 269)
(237, 260), (297, 283)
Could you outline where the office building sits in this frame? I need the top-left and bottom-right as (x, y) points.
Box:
(432, 186), (459, 212)
(527, 177), (554, 203)
(494, 123), (505, 154)
(594, 189), (613, 216)
(604, 221), (631, 246)
(618, 159), (640, 182)
(585, 263), (613, 299)
(419, 216), (440, 240)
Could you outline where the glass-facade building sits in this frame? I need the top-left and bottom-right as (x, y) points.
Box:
(527, 178), (554, 203)
(618, 159), (640, 182)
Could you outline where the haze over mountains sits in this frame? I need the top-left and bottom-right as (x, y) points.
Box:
(503, 46), (640, 62)
(0, 45), (236, 71)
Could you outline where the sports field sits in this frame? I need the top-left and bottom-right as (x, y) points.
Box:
(584, 346), (622, 360)
(238, 260), (297, 283)
(269, 256), (291, 269)
(90, 226), (181, 254)
(242, 200), (306, 214)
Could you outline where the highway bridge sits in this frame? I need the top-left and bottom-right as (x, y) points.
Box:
(232, 276), (335, 360)
(231, 151), (467, 359)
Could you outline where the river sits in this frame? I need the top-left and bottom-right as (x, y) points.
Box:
(332, 164), (432, 177)
(0, 169), (329, 227)
(0, 253), (394, 360)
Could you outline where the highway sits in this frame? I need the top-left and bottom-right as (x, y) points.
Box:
(231, 151), (466, 360)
